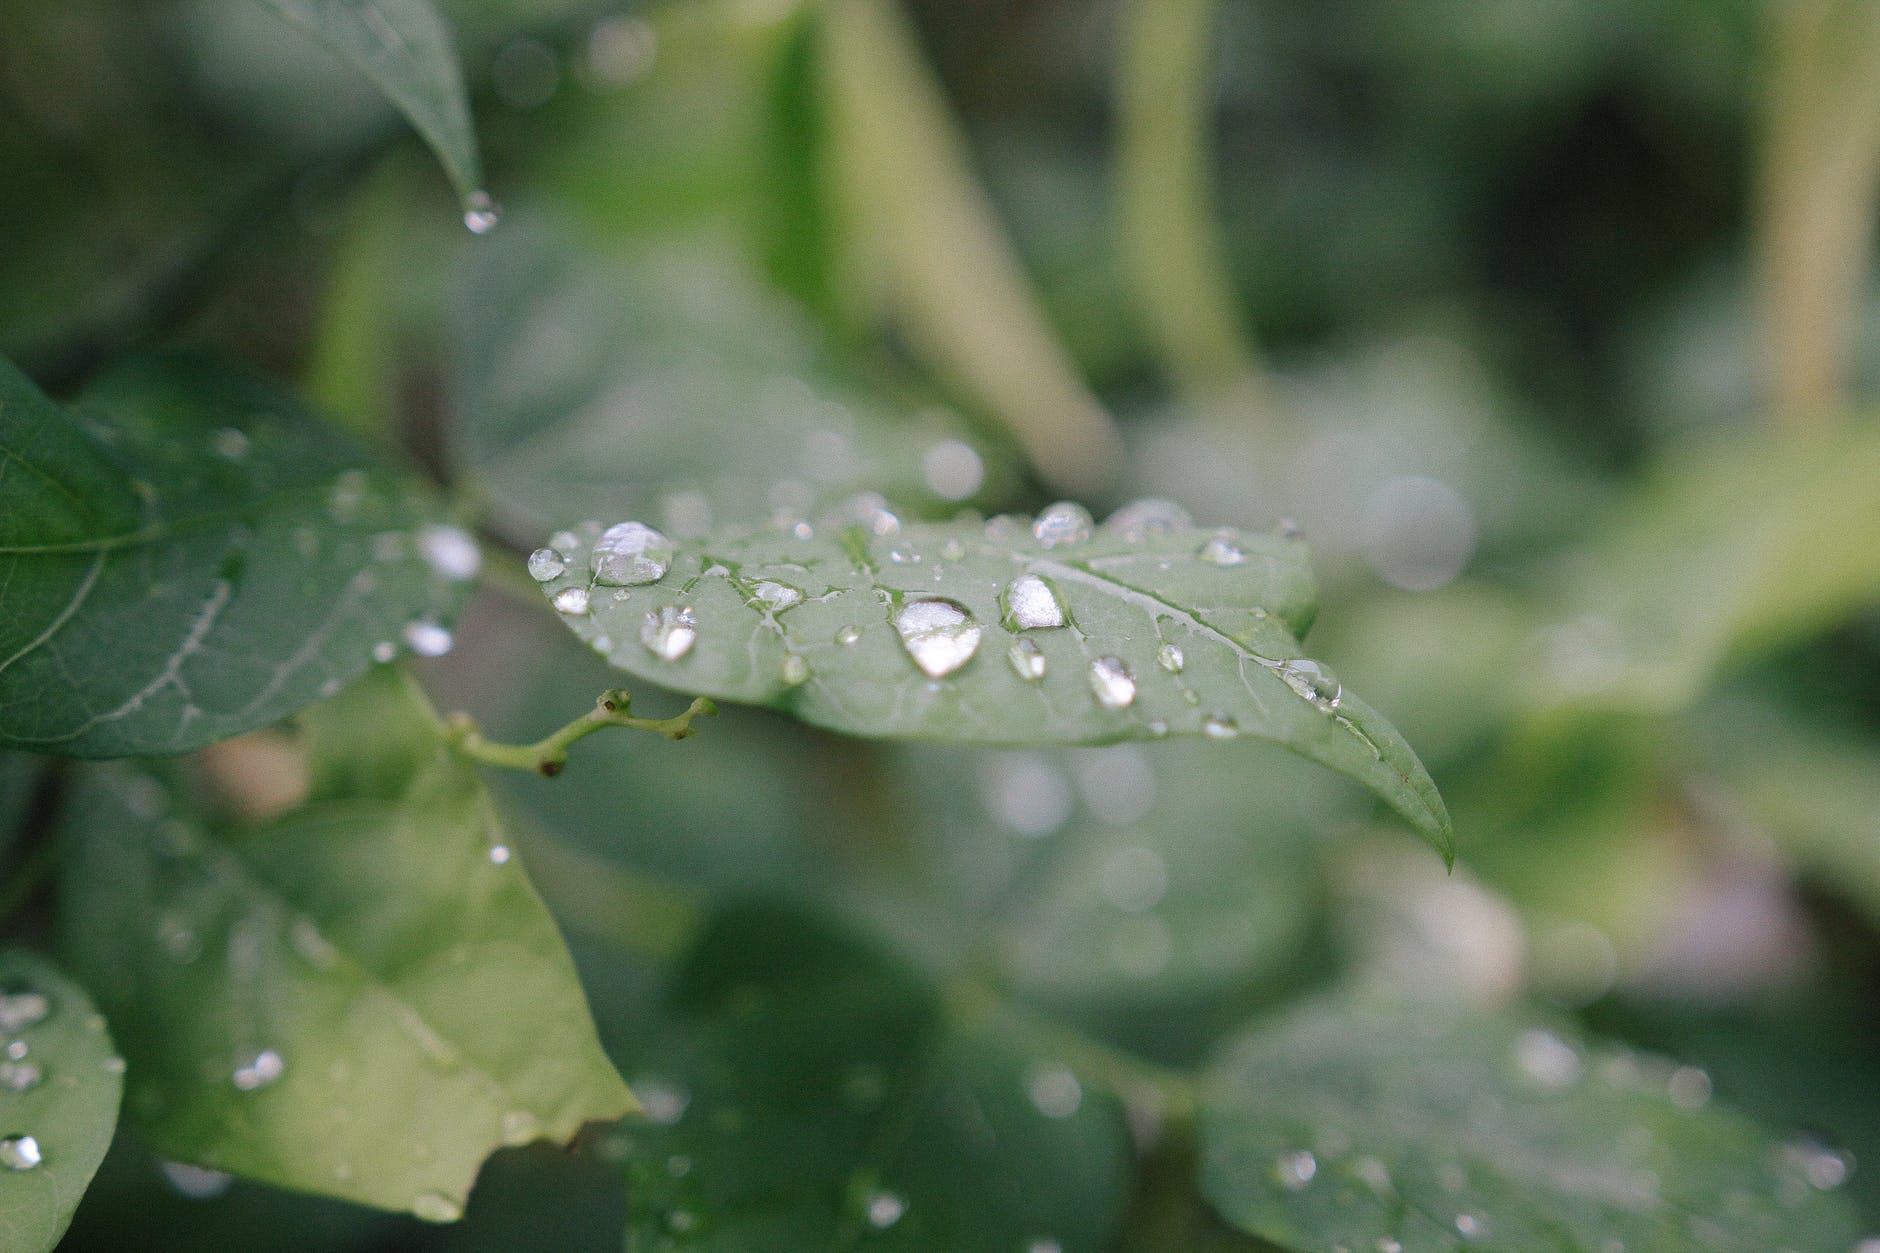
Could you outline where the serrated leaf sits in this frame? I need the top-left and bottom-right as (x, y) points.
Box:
(615, 901), (1133, 1252)
(535, 508), (1451, 857)
(1199, 995), (1861, 1253)
(0, 950), (124, 1253)
(249, 0), (482, 207)
(55, 668), (633, 1220)
(0, 353), (477, 758)
(450, 221), (1008, 538)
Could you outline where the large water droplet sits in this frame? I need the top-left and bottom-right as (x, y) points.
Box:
(1198, 532), (1248, 566)
(0, 990), (50, 1033)
(1033, 502), (1093, 548)
(0, 1135), (42, 1171)
(1106, 498), (1191, 540)
(462, 190), (502, 235)
(527, 548), (567, 581)
(751, 579), (803, 611)
(552, 587), (590, 616)
(413, 1192), (464, 1223)
(1275, 1149), (1317, 1190)
(1004, 574), (1065, 630)
(591, 521), (673, 585)
(865, 1190), (906, 1229)
(401, 620), (453, 658)
(641, 606), (699, 662)
(417, 524), (481, 581)
(1088, 657), (1136, 710)
(1278, 658), (1341, 709)
(1156, 643), (1184, 673)
(1008, 638), (1047, 682)
(232, 1048), (284, 1092)
(894, 598), (982, 678)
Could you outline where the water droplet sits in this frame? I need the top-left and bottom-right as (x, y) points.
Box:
(415, 526), (478, 583)
(527, 548), (567, 581)
(1456, 1213), (1485, 1239)
(3, 1041), (24, 1064)
(1026, 1065), (1082, 1119)
(401, 620), (453, 658)
(635, 1077), (690, 1125)
(1377, 1240), (1403, 1253)
(371, 640), (397, 663)
(836, 625), (863, 647)
(0, 1133), (40, 1172)
(865, 1189), (906, 1229)
(781, 653), (810, 686)
(591, 521), (673, 585)
(1033, 502), (1093, 548)
(1100, 846), (1168, 913)
(232, 1049), (284, 1092)
(894, 598), (982, 678)
(749, 580), (803, 612)
(413, 1191), (464, 1223)
(104, 1056), (125, 1075)
(1156, 643), (1184, 673)
(327, 470), (369, 521)
(1004, 574), (1066, 630)
(922, 438), (984, 500)
(1088, 657), (1136, 710)
(499, 1109), (541, 1146)
(161, 1160), (232, 1198)
(488, 844), (512, 865)
(1106, 498), (1191, 540)
(1278, 658), (1341, 709)
(0, 1061), (41, 1092)
(0, 991), (50, 1034)
(641, 606), (699, 661)
(462, 190), (502, 235)
(1198, 532), (1248, 566)
(1007, 637), (1047, 682)
(831, 492), (901, 537)
(1275, 1149), (1317, 1190)
(1027, 1241), (1064, 1253)
(211, 427), (249, 460)
(1147, 719), (1169, 736)
(1197, 712), (1238, 740)
(1784, 1139), (1852, 1190)
(1667, 1065), (1712, 1110)
(1514, 1028), (1583, 1090)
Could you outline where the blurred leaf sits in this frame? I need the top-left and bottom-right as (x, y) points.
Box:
(0, 950), (123, 1253)
(0, 754), (48, 855)
(535, 507), (1451, 856)
(0, 353), (476, 758)
(614, 900), (1133, 1252)
(56, 668), (633, 1220)
(1529, 423), (1880, 715)
(249, 0), (482, 207)
(449, 221), (1009, 539)
(1200, 994), (1862, 1252)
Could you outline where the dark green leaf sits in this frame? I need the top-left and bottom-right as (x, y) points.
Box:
(0, 353), (476, 758)
(249, 0), (483, 208)
(0, 949), (124, 1253)
(534, 508), (1451, 857)
(1199, 994), (1861, 1252)
(614, 901), (1133, 1252)
(55, 668), (633, 1220)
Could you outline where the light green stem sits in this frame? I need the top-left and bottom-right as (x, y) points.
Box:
(444, 690), (717, 777)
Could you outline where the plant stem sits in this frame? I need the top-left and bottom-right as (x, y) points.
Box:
(444, 690), (717, 777)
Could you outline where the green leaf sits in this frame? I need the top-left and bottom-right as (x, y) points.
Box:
(1528, 423), (1880, 715)
(248, 0), (483, 209)
(1199, 994), (1862, 1253)
(613, 901), (1133, 1252)
(0, 353), (477, 758)
(0, 949), (124, 1253)
(449, 221), (1009, 539)
(55, 668), (633, 1221)
(533, 507), (1452, 857)
(0, 755), (46, 857)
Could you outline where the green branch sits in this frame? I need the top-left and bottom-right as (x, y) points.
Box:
(444, 689), (716, 776)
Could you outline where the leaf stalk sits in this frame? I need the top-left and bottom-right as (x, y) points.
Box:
(444, 690), (716, 776)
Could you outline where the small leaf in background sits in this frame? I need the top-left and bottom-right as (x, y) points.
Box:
(248, 0), (485, 214)
(449, 220), (1009, 539)
(532, 505), (1451, 857)
(0, 353), (477, 758)
(612, 901), (1133, 1252)
(1199, 994), (1862, 1252)
(55, 668), (632, 1220)
(0, 950), (124, 1253)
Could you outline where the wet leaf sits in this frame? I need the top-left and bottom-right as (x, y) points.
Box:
(534, 507), (1451, 858)
(0, 353), (474, 758)
(55, 668), (633, 1221)
(1199, 994), (1862, 1253)
(0, 950), (123, 1253)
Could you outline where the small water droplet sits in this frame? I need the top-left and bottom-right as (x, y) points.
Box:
(1032, 502), (1093, 548)
(1004, 574), (1066, 630)
(211, 427), (249, 460)
(0, 1061), (41, 1092)
(666, 1153), (693, 1178)
(1007, 637), (1047, 681)
(232, 1048), (283, 1092)
(1200, 712), (1238, 740)
(1088, 657), (1136, 710)
(591, 521), (673, 585)
(750, 580), (804, 612)
(0, 1135), (40, 1171)
(1377, 1240), (1403, 1253)
(0, 991), (51, 1033)
(1147, 719), (1169, 736)
(417, 524), (481, 582)
(413, 1191), (464, 1223)
(1784, 1139), (1853, 1190)
(830, 492), (901, 537)
(635, 1077), (689, 1125)
(462, 190), (502, 235)
(865, 1189), (906, 1229)
(488, 844), (512, 865)
(553, 587), (591, 616)
(499, 1109), (541, 1146)
(3, 1041), (24, 1063)
(371, 640), (397, 663)
(1106, 498), (1191, 540)
(922, 438), (984, 500)
(1027, 1241), (1064, 1253)
(1026, 1065), (1082, 1119)
(527, 548), (567, 581)
(1278, 658), (1341, 709)
(894, 598), (982, 678)
(161, 1159), (232, 1198)
(401, 620), (453, 658)
(1456, 1213), (1485, 1239)
(104, 1056), (126, 1075)
(1274, 1149), (1317, 1190)
(836, 624), (863, 647)
(1514, 1028), (1583, 1090)
(781, 653), (810, 686)
(1198, 532), (1248, 566)
(1156, 643), (1184, 673)
(641, 606), (698, 661)
(1667, 1065), (1712, 1110)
